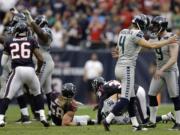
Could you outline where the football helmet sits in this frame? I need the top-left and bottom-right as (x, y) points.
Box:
(150, 16), (168, 34)
(14, 22), (28, 34)
(92, 77), (105, 92)
(132, 14), (149, 31)
(10, 13), (26, 27)
(62, 83), (76, 98)
(35, 15), (48, 27)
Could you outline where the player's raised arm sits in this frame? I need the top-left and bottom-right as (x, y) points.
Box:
(33, 48), (44, 74)
(24, 10), (50, 44)
(0, 35), (5, 44)
(137, 35), (178, 49)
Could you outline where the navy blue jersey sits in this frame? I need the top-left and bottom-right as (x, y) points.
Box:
(50, 93), (77, 126)
(3, 36), (39, 69)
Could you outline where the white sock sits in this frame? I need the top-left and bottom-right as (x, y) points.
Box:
(39, 110), (46, 121)
(175, 110), (180, 124)
(48, 111), (51, 115)
(21, 107), (29, 116)
(105, 112), (115, 124)
(161, 115), (169, 121)
(150, 106), (158, 123)
(0, 115), (4, 121)
(131, 116), (139, 127)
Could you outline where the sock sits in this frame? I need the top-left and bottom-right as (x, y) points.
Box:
(0, 114), (4, 121)
(17, 95), (27, 109)
(131, 116), (139, 127)
(156, 116), (162, 122)
(150, 106), (158, 123)
(20, 107), (29, 116)
(105, 112), (115, 124)
(0, 98), (10, 114)
(46, 93), (51, 110)
(161, 115), (169, 121)
(175, 110), (180, 124)
(48, 110), (51, 116)
(34, 94), (44, 110)
(39, 110), (46, 121)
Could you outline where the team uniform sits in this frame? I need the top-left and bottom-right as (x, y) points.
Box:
(96, 80), (148, 124)
(115, 29), (144, 100)
(50, 92), (77, 126)
(3, 36), (41, 99)
(36, 27), (54, 95)
(148, 33), (179, 98)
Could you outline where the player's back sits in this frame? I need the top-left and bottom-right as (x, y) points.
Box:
(117, 29), (144, 67)
(37, 27), (52, 52)
(149, 32), (178, 71)
(4, 36), (38, 69)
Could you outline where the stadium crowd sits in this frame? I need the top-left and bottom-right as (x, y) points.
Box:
(0, 0), (180, 50)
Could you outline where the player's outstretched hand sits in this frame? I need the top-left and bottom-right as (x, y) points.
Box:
(168, 35), (179, 44)
(23, 10), (33, 24)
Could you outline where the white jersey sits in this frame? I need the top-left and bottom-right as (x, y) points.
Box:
(149, 32), (178, 71)
(116, 29), (144, 67)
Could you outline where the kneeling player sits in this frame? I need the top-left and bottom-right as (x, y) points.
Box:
(50, 83), (95, 126)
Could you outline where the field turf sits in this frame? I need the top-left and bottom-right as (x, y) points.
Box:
(0, 104), (179, 135)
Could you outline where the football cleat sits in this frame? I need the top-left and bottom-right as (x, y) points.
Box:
(102, 119), (110, 131)
(167, 112), (176, 123)
(0, 120), (5, 127)
(133, 125), (148, 131)
(16, 114), (31, 124)
(40, 120), (50, 127)
(144, 121), (156, 128)
(169, 123), (180, 131)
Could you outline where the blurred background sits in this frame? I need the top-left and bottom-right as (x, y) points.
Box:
(0, 0), (180, 104)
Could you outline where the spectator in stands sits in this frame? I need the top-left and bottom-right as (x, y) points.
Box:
(83, 53), (103, 104)
(66, 18), (82, 50)
(51, 21), (67, 48)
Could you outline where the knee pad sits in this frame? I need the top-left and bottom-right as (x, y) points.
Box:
(171, 97), (180, 111)
(149, 95), (158, 106)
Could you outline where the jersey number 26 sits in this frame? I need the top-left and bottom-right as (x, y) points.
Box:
(10, 42), (31, 59)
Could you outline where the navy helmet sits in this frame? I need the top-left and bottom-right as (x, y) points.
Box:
(150, 16), (168, 33)
(92, 77), (105, 92)
(35, 15), (48, 27)
(132, 14), (149, 31)
(62, 83), (76, 98)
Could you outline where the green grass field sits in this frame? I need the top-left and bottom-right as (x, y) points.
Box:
(0, 104), (179, 135)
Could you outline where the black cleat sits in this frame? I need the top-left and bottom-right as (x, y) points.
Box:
(144, 121), (156, 128)
(16, 114), (31, 124)
(0, 121), (5, 127)
(41, 120), (50, 127)
(169, 123), (180, 131)
(133, 125), (148, 131)
(102, 119), (110, 131)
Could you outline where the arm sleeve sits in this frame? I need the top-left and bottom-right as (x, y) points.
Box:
(132, 30), (144, 43)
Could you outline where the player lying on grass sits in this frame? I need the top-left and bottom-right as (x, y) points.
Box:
(92, 77), (175, 125)
(50, 83), (96, 126)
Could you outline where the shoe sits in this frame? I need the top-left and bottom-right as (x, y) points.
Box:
(0, 120), (5, 127)
(169, 123), (180, 131)
(102, 119), (110, 131)
(144, 121), (156, 128)
(133, 125), (148, 131)
(16, 114), (31, 124)
(41, 120), (50, 127)
(167, 112), (176, 123)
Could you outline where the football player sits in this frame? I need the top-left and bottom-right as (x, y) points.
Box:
(102, 14), (178, 131)
(0, 22), (49, 127)
(23, 10), (54, 118)
(0, 9), (31, 124)
(50, 83), (95, 126)
(92, 77), (175, 125)
(146, 16), (180, 130)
